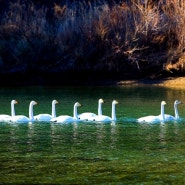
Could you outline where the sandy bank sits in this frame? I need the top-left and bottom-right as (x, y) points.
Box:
(117, 77), (185, 88)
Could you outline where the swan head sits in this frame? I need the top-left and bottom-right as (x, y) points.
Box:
(74, 102), (82, 107)
(174, 100), (183, 105)
(112, 100), (119, 105)
(30, 100), (38, 106)
(161, 101), (166, 106)
(99, 99), (104, 103)
(52, 100), (59, 104)
(12, 100), (18, 105)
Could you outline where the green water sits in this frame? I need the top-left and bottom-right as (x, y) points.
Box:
(0, 86), (185, 184)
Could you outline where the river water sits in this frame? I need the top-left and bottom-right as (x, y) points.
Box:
(0, 85), (185, 184)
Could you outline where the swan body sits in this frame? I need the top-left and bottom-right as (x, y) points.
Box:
(89, 100), (119, 123)
(34, 100), (58, 122)
(137, 115), (161, 123)
(0, 100), (17, 122)
(10, 100), (37, 123)
(0, 115), (11, 122)
(51, 115), (77, 123)
(78, 112), (97, 120)
(164, 100), (182, 121)
(50, 102), (81, 123)
(78, 98), (104, 121)
(137, 101), (166, 123)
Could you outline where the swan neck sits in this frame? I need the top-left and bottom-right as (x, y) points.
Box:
(73, 105), (78, 119)
(29, 103), (34, 120)
(161, 103), (165, 120)
(111, 103), (116, 121)
(98, 102), (102, 116)
(174, 104), (179, 119)
(11, 102), (15, 117)
(51, 102), (56, 117)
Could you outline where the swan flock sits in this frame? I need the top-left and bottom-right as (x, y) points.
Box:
(0, 99), (183, 124)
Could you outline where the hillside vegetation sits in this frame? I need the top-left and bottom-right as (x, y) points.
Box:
(0, 0), (185, 85)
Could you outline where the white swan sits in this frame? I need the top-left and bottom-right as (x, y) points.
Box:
(10, 100), (37, 123)
(164, 100), (182, 121)
(34, 100), (59, 122)
(137, 101), (166, 123)
(78, 98), (104, 121)
(0, 100), (17, 122)
(50, 102), (81, 123)
(89, 100), (119, 123)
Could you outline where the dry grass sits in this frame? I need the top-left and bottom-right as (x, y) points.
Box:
(0, 0), (185, 78)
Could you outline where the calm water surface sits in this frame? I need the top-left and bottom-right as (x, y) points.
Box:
(0, 86), (185, 184)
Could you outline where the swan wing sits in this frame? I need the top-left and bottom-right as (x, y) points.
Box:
(11, 115), (30, 123)
(78, 112), (97, 121)
(34, 114), (52, 122)
(91, 115), (112, 123)
(164, 114), (176, 121)
(50, 115), (75, 123)
(137, 115), (160, 123)
(0, 115), (12, 122)
(51, 115), (81, 123)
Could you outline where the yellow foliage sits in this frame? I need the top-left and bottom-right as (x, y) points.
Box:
(53, 3), (67, 18)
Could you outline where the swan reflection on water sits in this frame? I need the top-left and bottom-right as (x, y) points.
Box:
(50, 121), (119, 150)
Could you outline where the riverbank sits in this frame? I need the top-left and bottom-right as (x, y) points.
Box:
(117, 77), (185, 88)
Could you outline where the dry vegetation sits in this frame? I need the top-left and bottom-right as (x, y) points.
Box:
(0, 0), (185, 84)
